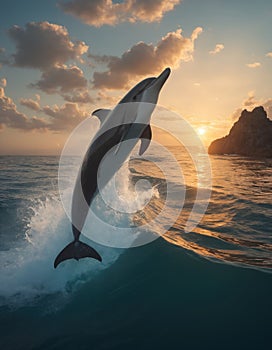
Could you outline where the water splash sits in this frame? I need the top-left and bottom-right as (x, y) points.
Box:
(0, 194), (120, 307)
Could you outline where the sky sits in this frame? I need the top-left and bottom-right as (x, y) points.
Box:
(0, 0), (272, 154)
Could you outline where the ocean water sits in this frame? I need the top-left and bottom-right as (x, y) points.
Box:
(0, 151), (272, 349)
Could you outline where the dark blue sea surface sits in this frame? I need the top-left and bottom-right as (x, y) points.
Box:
(0, 153), (271, 350)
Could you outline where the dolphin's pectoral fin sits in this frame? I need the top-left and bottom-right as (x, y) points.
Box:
(54, 240), (102, 268)
(139, 125), (152, 155)
(92, 109), (111, 124)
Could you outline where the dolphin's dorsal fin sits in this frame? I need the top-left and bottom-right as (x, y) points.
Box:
(139, 125), (152, 155)
(92, 108), (111, 123)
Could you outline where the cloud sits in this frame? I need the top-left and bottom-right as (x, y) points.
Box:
(246, 62), (261, 68)
(231, 91), (272, 121)
(0, 85), (89, 131)
(62, 91), (94, 103)
(266, 52), (272, 58)
(59, 0), (181, 27)
(0, 87), (47, 130)
(3, 22), (92, 102)
(42, 102), (88, 130)
(123, 0), (181, 23)
(263, 99), (272, 118)
(20, 95), (41, 111)
(0, 78), (7, 87)
(243, 91), (257, 107)
(8, 21), (88, 69)
(244, 92), (272, 119)
(92, 27), (203, 89)
(30, 64), (94, 103)
(209, 44), (224, 55)
(31, 64), (87, 94)
(96, 90), (120, 105)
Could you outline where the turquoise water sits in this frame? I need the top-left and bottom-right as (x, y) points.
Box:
(0, 153), (272, 349)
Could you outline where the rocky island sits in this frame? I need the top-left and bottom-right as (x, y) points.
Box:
(208, 106), (272, 158)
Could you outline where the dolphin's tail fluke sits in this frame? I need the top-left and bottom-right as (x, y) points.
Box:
(54, 240), (102, 268)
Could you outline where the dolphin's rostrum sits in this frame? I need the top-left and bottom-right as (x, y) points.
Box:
(54, 68), (171, 268)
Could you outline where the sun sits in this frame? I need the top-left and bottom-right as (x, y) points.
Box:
(197, 127), (206, 136)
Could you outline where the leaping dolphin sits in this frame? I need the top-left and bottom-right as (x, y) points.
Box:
(54, 67), (171, 268)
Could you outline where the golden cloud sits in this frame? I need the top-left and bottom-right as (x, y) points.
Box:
(8, 21), (88, 69)
(92, 27), (203, 89)
(59, 0), (181, 26)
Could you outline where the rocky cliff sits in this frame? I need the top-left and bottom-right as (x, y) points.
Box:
(208, 106), (272, 157)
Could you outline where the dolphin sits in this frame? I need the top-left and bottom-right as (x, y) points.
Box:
(54, 67), (171, 268)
